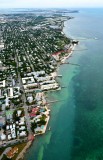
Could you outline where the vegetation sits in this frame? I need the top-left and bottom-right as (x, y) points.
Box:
(31, 122), (37, 132)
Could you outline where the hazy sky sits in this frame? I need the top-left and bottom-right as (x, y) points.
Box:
(0, 0), (103, 8)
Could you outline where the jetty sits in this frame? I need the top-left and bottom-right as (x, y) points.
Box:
(61, 86), (67, 88)
(57, 75), (62, 77)
(46, 99), (65, 104)
(71, 49), (88, 51)
(61, 62), (80, 66)
(75, 37), (98, 41)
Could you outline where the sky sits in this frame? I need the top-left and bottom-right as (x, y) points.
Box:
(0, 0), (103, 8)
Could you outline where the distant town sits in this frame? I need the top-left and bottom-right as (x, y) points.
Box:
(0, 9), (77, 160)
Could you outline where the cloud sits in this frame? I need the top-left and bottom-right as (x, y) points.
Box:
(0, 0), (103, 8)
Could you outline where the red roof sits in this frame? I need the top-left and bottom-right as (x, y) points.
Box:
(52, 50), (64, 56)
(32, 108), (39, 113)
(29, 113), (36, 117)
(29, 108), (39, 117)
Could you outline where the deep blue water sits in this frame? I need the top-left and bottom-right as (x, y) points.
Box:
(23, 8), (103, 160)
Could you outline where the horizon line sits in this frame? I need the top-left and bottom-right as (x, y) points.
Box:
(0, 7), (103, 9)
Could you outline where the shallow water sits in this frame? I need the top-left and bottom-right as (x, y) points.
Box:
(25, 8), (103, 160)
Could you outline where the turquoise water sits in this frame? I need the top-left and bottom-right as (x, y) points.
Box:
(25, 8), (103, 160)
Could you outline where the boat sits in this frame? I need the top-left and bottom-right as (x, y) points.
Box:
(48, 127), (51, 131)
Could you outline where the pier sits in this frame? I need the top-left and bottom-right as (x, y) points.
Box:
(46, 99), (65, 104)
(57, 75), (62, 77)
(61, 86), (67, 88)
(75, 37), (98, 41)
(61, 62), (80, 66)
(71, 49), (88, 51)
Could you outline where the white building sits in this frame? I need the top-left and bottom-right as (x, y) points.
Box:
(22, 77), (35, 84)
(19, 131), (26, 137)
(1, 133), (6, 140)
(0, 80), (5, 88)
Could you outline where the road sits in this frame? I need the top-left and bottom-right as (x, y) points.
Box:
(15, 54), (33, 135)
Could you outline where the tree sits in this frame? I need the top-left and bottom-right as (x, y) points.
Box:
(2, 154), (10, 160)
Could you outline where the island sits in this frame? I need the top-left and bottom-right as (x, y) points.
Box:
(0, 9), (78, 160)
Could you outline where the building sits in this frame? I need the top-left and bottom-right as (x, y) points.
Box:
(0, 80), (5, 88)
(0, 116), (5, 127)
(0, 60), (3, 67)
(19, 131), (26, 137)
(1, 133), (6, 140)
(6, 147), (18, 159)
(29, 107), (39, 118)
(22, 76), (35, 84)
(27, 96), (33, 103)
(35, 125), (45, 134)
(6, 110), (13, 120)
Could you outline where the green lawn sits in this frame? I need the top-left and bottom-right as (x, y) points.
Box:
(1, 142), (27, 160)
(12, 142), (27, 160)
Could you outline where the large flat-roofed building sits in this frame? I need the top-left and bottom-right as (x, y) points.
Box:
(22, 76), (35, 85)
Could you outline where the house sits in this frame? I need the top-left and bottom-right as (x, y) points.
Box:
(7, 87), (20, 98)
(35, 125), (45, 134)
(6, 147), (18, 159)
(31, 115), (42, 123)
(19, 126), (26, 131)
(6, 110), (13, 120)
(0, 44), (4, 49)
(27, 96), (33, 103)
(0, 116), (5, 127)
(19, 117), (25, 125)
(19, 131), (26, 137)
(0, 60), (3, 67)
(5, 96), (10, 107)
(8, 134), (12, 140)
(29, 107), (39, 118)
(7, 124), (16, 140)
(0, 133), (6, 140)
(11, 127), (16, 139)
(0, 80), (5, 88)
(7, 88), (13, 98)
(17, 110), (22, 117)
(35, 92), (42, 101)
(6, 125), (9, 130)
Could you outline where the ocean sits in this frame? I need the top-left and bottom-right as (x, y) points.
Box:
(23, 8), (103, 160)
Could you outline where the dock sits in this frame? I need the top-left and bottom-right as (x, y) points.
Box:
(61, 86), (67, 88)
(75, 37), (98, 41)
(71, 49), (88, 51)
(57, 75), (62, 77)
(46, 99), (65, 104)
(61, 62), (80, 66)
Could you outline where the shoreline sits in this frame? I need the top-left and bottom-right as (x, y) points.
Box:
(17, 23), (78, 160)
(22, 42), (77, 160)
(16, 141), (32, 160)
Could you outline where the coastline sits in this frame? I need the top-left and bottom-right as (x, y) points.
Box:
(18, 22), (78, 160)
(16, 141), (32, 160)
